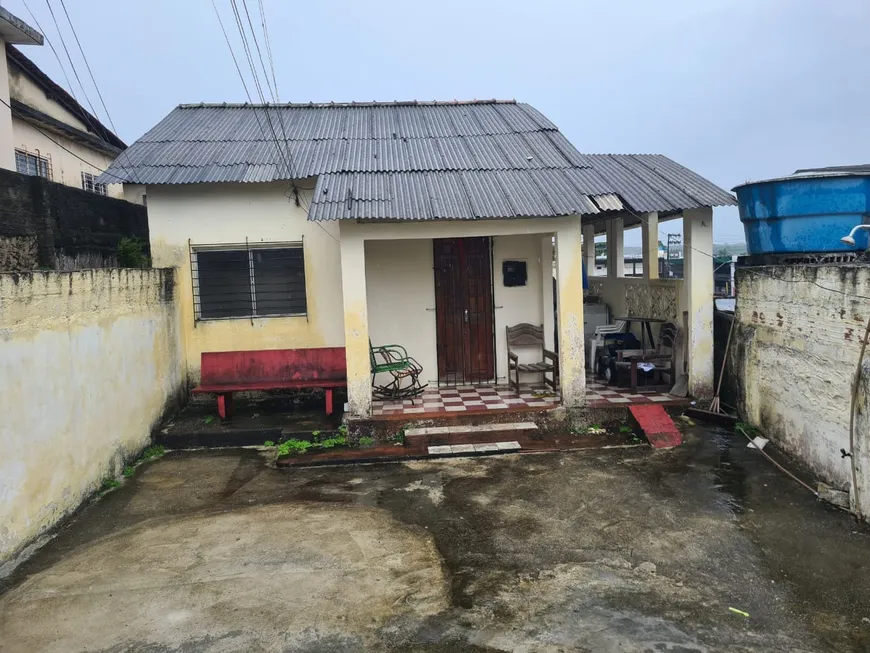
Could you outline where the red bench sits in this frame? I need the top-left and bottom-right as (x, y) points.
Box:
(191, 347), (347, 420)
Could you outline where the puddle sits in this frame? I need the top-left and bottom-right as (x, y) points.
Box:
(708, 427), (747, 514)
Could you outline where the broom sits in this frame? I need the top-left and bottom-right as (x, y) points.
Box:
(710, 313), (735, 414)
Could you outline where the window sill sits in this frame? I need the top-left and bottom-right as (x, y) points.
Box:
(195, 313), (308, 323)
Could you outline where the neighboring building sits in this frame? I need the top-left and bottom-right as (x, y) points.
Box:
(100, 100), (735, 417)
(0, 7), (143, 203)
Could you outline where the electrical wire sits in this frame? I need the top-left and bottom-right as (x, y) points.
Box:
(257, 0), (279, 102)
(54, 0), (141, 184)
(20, 0), (77, 103)
(240, 0), (277, 103)
(0, 94), (127, 182)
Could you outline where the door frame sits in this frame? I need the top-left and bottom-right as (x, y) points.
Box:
(433, 236), (497, 386)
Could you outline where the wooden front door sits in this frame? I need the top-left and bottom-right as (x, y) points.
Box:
(433, 237), (495, 384)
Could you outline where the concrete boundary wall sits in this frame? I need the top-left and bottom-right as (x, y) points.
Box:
(733, 264), (870, 515)
(0, 268), (184, 565)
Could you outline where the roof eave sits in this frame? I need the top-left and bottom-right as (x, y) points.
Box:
(0, 7), (43, 45)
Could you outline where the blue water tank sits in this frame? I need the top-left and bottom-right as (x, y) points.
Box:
(733, 166), (870, 254)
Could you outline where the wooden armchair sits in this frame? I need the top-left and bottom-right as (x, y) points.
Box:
(506, 323), (558, 393)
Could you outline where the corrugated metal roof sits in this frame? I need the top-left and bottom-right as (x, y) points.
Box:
(99, 100), (736, 219)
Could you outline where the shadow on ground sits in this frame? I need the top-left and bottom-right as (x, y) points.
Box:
(1, 426), (869, 652)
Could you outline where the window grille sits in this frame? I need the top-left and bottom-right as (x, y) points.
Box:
(81, 171), (107, 195)
(15, 148), (51, 180)
(189, 241), (307, 321)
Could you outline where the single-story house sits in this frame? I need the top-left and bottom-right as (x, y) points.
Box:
(100, 100), (735, 418)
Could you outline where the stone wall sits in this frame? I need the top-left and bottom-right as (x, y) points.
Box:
(0, 269), (184, 566)
(733, 263), (870, 515)
(0, 167), (148, 269)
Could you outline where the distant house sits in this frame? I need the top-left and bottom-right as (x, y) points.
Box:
(100, 100), (735, 416)
(0, 7), (143, 204)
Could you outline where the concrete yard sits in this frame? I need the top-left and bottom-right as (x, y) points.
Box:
(1, 427), (869, 652)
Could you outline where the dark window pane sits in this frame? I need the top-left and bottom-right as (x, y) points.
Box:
(195, 250), (252, 319)
(252, 247), (307, 315)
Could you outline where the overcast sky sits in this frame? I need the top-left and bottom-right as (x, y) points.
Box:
(11, 0), (870, 245)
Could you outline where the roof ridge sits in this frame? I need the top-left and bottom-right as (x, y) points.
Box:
(177, 100), (519, 109)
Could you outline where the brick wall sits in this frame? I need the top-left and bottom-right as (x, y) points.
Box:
(0, 167), (148, 269)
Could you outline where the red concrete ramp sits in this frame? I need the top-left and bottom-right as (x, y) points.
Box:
(629, 405), (682, 448)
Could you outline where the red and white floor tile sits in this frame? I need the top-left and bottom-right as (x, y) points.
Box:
(585, 374), (685, 407)
(370, 376), (685, 417)
(371, 384), (560, 417)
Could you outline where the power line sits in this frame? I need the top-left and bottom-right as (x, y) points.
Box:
(240, 0), (277, 103)
(42, 0), (99, 122)
(54, 0), (141, 184)
(0, 94), (128, 183)
(20, 0), (77, 103)
(257, 0), (279, 102)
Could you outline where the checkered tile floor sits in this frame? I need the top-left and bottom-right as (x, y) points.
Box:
(585, 374), (685, 407)
(370, 376), (685, 417)
(371, 384), (559, 417)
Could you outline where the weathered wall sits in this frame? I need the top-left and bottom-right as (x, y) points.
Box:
(733, 264), (870, 513)
(0, 269), (184, 564)
(365, 234), (546, 385)
(146, 182), (344, 384)
(11, 117), (124, 199)
(0, 167), (149, 268)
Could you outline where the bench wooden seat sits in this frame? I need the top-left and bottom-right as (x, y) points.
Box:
(506, 323), (558, 393)
(191, 347), (347, 420)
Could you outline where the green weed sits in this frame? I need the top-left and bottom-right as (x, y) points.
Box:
(276, 439), (313, 456)
(390, 429), (405, 445)
(618, 425), (633, 434)
(101, 476), (121, 490)
(203, 415), (215, 425)
(263, 440), (276, 447)
(142, 445), (165, 460)
(358, 436), (375, 447)
(319, 435), (347, 449)
(116, 237), (151, 268)
(123, 466), (135, 478)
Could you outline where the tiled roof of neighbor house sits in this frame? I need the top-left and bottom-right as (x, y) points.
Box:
(99, 100), (736, 219)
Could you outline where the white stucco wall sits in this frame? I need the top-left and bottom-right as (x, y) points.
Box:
(734, 264), (870, 514)
(10, 118), (125, 199)
(0, 269), (183, 565)
(0, 36), (14, 170)
(146, 182), (345, 384)
(366, 238), (438, 383)
(365, 234), (548, 385)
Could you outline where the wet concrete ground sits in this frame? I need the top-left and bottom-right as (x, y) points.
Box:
(1, 426), (870, 652)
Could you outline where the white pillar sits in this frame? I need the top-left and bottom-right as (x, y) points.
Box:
(641, 211), (659, 280)
(338, 226), (372, 417)
(683, 207), (714, 397)
(555, 219), (586, 408)
(0, 38), (16, 171)
(606, 217), (624, 278)
(582, 223), (596, 277)
(541, 235), (555, 351)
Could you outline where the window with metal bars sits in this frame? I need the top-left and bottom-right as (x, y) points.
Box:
(81, 171), (107, 195)
(15, 149), (51, 180)
(190, 243), (307, 321)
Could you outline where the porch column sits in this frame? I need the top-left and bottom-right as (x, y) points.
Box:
(339, 229), (372, 417)
(582, 223), (596, 277)
(541, 236), (555, 351)
(555, 219), (586, 408)
(641, 211), (659, 280)
(683, 207), (714, 397)
(606, 217), (624, 278)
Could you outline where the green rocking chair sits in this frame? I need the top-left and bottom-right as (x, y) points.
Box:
(370, 341), (427, 400)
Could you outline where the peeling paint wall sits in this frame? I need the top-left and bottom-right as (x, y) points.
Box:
(0, 269), (183, 564)
(146, 182), (344, 385)
(733, 264), (870, 512)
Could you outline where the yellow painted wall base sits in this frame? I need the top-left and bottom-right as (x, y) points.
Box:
(0, 269), (184, 564)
